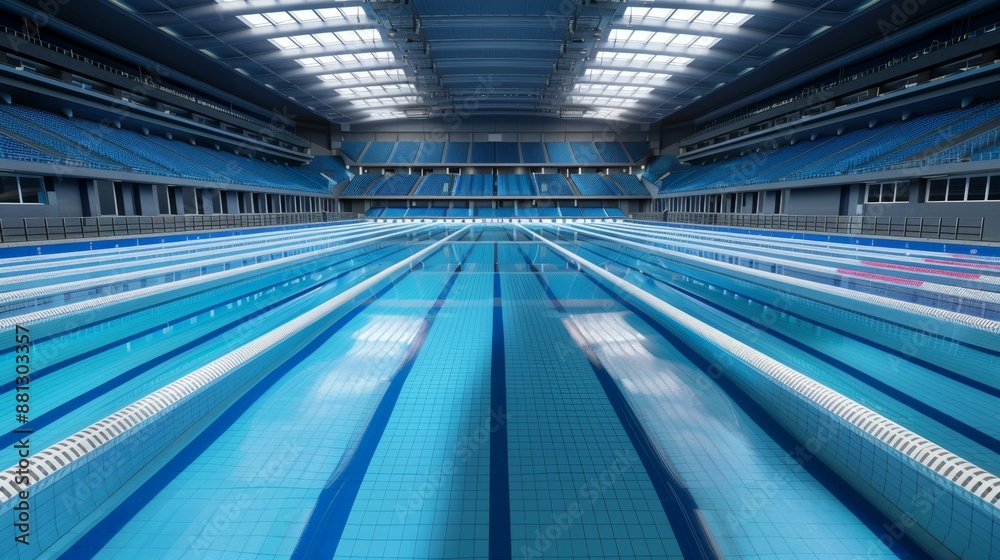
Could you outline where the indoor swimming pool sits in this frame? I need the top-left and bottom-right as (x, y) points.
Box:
(0, 221), (998, 559)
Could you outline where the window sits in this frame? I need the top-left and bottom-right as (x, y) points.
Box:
(98, 183), (118, 215)
(968, 176), (988, 200)
(946, 178), (966, 201)
(866, 182), (908, 203)
(0, 175), (47, 204)
(926, 175), (999, 202)
(155, 185), (177, 215)
(926, 179), (947, 202)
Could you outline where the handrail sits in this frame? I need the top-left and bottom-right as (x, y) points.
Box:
(0, 212), (358, 244)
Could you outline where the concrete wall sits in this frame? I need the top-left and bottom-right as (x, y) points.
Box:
(783, 185), (843, 214)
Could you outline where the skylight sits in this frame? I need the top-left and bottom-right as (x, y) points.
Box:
(350, 96), (421, 108)
(573, 84), (654, 98)
(317, 69), (408, 87)
(236, 7), (365, 29)
(607, 29), (719, 49)
(568, 96), (638, 108)
(622, 7), (752, 28)
(593, 52), (693, 68)
(366, 110), (409, 121)
(581, 70), (671, 85)
(337, 84), (416, 99)
(298, 52), (397, 68)
(570, 2), (760, 120)
(269, 29), (382, 51)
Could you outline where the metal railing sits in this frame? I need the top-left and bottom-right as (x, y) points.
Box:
(665, 213), (985, 241)
(629, 212), (666, 222)
(0, 212), (356, 244)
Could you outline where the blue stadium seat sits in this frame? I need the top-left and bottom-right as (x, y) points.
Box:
(342, 174), (385, 196)
(580, 207), (608, 217)
(520, 142), (547, 163)
(413, 174), (454, 196)
(339, 141), (368, 161)
(495, 143), (520, 163)
(496, 174), (534, 196)
(570, 142), (601, 164)
(623, 141), (650, 162)
(369, 174), (420, 196)
(359, 142), (395, 164)
(415, 142), (445, 163)
(454, 174), (494, 196)
(444, 142), (470, 164)
(571, 174), (621, 196)
(531, 174), (575, 196)
(382, 207), (408, 217)
(470, 142), (495, 164)
(0, 131), (75, 165)
(544, 142), (575, 164)
(609, 174), (648, 196)
(595, 142), (630, 164)
(388, 142), (420, 164)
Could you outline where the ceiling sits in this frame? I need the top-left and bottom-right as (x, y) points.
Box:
(105, 0), (872, 125)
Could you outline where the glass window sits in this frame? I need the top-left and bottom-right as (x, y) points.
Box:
(0, 176), (20, 203)
(947, 178), (966, 201)
(881, 184), (896, 203)
(927, 179), (947, 202)
(894, 183), (909, 202)
(968, 176), (988, 200)
(867, 184), (881, 203)
(19, 177), (44, 203)
(989, 177), (1000, 201)
(98, 183), (117, 215)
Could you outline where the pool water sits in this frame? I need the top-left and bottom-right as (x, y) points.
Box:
(2, 221), (998, 559)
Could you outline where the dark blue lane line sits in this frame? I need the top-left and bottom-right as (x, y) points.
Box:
(573, 239), (1000, 456)
(0, 239), (428, 395)
(489, 237), (510, 560)
(511, 239), (719, 560)
(2, 226), (446, 354)
(576, 227), (1000, 358)
(530, 226), (929, 560)
(64, 232), (462, 560)
(290, 230), (482, 560)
